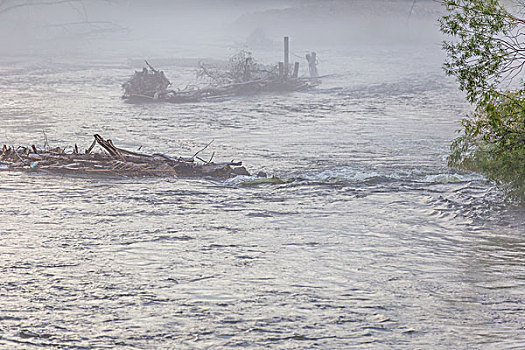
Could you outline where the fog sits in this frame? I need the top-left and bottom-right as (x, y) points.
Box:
(3, 1), (525, 349)
(0, 0), (444, 60)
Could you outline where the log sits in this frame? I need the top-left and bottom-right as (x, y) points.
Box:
(284, 36), (289, 78)
(292, 62), (299, 78)
(306, 51), (319, 78)
(144, 60), (158, 73)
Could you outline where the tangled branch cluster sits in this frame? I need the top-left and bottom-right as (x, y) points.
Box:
(197, 50), (278, 86)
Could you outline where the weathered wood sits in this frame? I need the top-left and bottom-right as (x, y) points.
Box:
(85, 139), (96, 154)
(144, 60), (158, 73)
(284, 36), (289, 78)
(0, 134), (250, 179)
(292, 62), (299, 78)
(94, 134), (120, 158)
(306, 51), (319, 78)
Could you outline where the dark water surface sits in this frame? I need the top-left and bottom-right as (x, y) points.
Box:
(1, 44), (524, 349)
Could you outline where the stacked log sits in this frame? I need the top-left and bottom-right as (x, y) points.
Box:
(0, 135), (250, 179)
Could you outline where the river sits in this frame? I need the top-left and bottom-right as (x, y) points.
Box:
(1, 40), (524, 349)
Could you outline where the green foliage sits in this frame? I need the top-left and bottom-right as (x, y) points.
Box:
(448, 91), (525, 199)
(440, 0), (525, 200)
(439, 0), (516, 104)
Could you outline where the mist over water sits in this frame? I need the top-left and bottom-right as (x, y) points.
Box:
(1, 1), (524, 349)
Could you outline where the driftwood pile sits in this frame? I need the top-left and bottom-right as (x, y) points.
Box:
(0, 134), (250, 179)
(122, 41), (320, 104)
(121, 61), (171, 101)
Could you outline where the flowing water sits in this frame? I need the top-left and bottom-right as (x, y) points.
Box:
(1, 42), (524, 349)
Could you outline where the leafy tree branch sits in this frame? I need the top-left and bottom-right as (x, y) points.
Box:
(441, 0), (525, 200)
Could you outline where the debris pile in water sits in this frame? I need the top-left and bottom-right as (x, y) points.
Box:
(121, 61), (171, 100)
(122, 38), (320, 103)
(0, 134), (249, 178)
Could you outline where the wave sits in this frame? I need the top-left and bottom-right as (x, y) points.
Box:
(224, 165), (486, 190)
(295, 166), (485, 186)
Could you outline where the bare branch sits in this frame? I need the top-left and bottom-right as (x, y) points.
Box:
(0, 0), (83, 15)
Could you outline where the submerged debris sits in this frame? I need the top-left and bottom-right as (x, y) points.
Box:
(0, 134), (250, 179)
